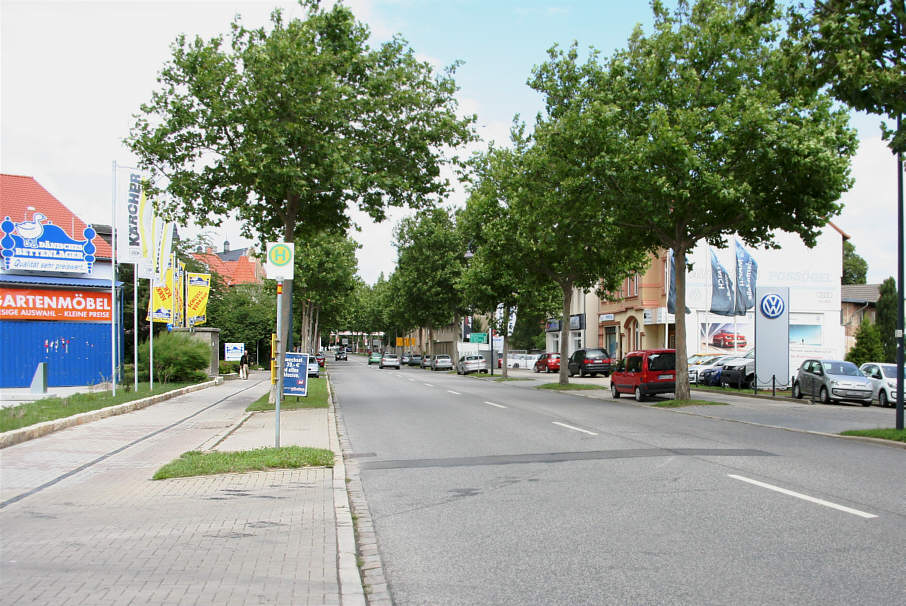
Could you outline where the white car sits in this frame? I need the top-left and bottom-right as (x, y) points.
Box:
(307, 355), (320, 378)
(860, 362), (900, 408)
(501, 353), (539, 369)
(379, 353), (401, 369)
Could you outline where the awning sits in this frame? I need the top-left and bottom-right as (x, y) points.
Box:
(0, 274), (123, 288)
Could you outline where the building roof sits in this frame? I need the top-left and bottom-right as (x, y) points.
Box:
(191, 247), (261, 286)
(0, 173), (112, 259)
(841, 284), (881, 304)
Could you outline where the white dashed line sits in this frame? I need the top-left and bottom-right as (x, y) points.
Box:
(447, 390), (460, 395)
(552, 422), (598, 436)
(408, 378), (415, 382)
(728, 474), (877, 519)
(423, 383), (434, 387)
(483, 401), (507, 409)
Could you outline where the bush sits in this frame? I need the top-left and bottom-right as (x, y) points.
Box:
(846, 320), (884, 367)
(219, 360), (240, 374)
(138, 332), (211, 383)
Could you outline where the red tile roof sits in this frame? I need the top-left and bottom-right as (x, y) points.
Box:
(0, 173), (112, 259)
(191, 249), (262, 286)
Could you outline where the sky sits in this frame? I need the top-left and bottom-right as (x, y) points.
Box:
(1, 0), (899, 285)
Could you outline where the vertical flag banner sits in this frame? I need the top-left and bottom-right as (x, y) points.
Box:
(154, 222), (174, 286)
(115, 168), (149, 264)
(174, 260), (186, 328)
(709, 249), (736, 316)
(734, 240), (758, 315)
(187, 272), (210, 326)
(148, 264), (174, 323)
(667, 249), (677, 315)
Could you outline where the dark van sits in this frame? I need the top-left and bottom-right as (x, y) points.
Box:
(610, 349), (676, 402)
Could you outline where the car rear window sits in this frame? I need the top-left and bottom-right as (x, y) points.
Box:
(584, 349), (608, 358)
(437, 355), (451, 360)
(647, 353), (675, 371)
(384, 354), (398, 359)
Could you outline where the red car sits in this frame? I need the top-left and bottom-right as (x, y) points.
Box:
(711, 331), (746, 348)
(610, 349), (676, 402)
(315, 352), (326, 367)
(533, 352), (561, 373)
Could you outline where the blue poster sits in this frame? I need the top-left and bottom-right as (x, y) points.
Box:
(709, 249), (735, 316)
(282, 352), (309, 397)
(1, 214), (97, 273)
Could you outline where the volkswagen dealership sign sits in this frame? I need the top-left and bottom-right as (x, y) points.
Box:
(755, 287), (789, 388)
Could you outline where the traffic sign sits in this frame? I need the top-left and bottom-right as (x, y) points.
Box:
(265, 242), (295, 280)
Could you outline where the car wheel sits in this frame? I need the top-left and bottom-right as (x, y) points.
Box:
(611, 383), (620, 399)
(568, 368), (575, 378)
(879, 390), (889, 408)
(579, 369), (586, 378)
(635, 386), (644, 402)
(792, 382), (802, 399)
(546, 367), (552, 373)
(534, 366), (540, 373)
(819, 386), (830, 404)
(861, 399), (872, 407)
(590, 373), (597, 378)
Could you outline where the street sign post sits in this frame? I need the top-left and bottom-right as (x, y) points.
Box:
(265, 242), (295, 280)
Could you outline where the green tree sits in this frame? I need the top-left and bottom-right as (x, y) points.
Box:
(797, 0), (906, 153)
(846, 320), (885, 366)
(842, 240), (869, 284)
(391, 208), (466, 355)
(877, 276), (897, 361)
(206, 283), (276, 364)
(531, 0), (858, 397)
(127, 1), (475, 381)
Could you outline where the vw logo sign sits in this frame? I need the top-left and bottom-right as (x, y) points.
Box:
(760, 293), (785, 319)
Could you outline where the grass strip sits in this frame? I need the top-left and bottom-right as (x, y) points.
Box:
(1, 382), (197, 433)
(692, 384), (792, 397)
(153, 446), (335, 480)
(493, 377), (533, 382)
(652, 399), (729, 408)
(535, 383), (602, 391)
(246, 376), (328, 411)
(840, 428), (906, 443)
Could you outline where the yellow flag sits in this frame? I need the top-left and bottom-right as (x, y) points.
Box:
(186, 272), (211, 326)
(148, 265), (174, 323)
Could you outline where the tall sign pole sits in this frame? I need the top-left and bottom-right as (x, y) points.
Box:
(265, 242), (295, 448)
(110, 161), (118, 396)
(897, 112), (904, 430)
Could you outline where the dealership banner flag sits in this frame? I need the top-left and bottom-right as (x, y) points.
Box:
(709, 249), (736, 316)
(734, 240), (758, 315)
(148, 264), (174, 323)
(115, 168), (156, 265)
(187, 272), (210, 326)
(153, 221), (174, 286)
(667, 249), (690, 315)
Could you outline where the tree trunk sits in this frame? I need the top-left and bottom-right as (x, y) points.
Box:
(313, 305), (320, 353)
(674, 245), (690, 400)
(502, 305), (510, 379)
(558, 283), (573, 385)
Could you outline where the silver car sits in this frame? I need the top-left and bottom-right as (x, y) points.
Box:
(431, 354), (453, 371)
(457, 354), (488, 375)
(379, 353), (400, 369)
(859, 362), (901, 408)
(793, 359), (872, 406)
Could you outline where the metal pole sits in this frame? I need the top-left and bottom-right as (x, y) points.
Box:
(133, 270), (138, 392)
(896, 112), (904, 430)
(110, 161), (118, 396)
(149, 277), (154, 391)
(275, 280), (283, 447)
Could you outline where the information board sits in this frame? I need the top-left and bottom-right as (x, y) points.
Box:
(224, 343), (244, 361)
(282, 352), (309, 397)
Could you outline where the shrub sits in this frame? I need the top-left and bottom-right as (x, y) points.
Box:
(138, 332), (211, 383)
(219, 360), (240, 374)
(846, 320), (884, 367)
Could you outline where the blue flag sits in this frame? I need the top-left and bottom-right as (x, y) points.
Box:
(709, 249), (735, 316)
(734, 241), (758, 315)
(667, 250), (690, 315)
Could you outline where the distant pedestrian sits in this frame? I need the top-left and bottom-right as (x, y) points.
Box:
(240, 351), (249, 379)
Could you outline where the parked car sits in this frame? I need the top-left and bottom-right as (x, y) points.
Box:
(792, 359), (872, 405)
(457, 354), (488, 375)
(695, 355), (736, 386)
(499, 353), (538, 369)
(860, 362), (900, 407)
(401, 353), (411, 365)
(567, 348), (614, 377)
(335, 349), (347, 361)
(421, 355), (433, 369)
(533, 352), (561, 373)
(307, 355), (320, 378)
(379, 353), (400, 369)
(368, 352), (382, 365)
(408, 354), (423, 367)
(687, 353), (724, 384)
(315, 352), (326, 367)
(720, 350), (755, 388)
(711, 330), (747, 348)
(610, 349), (676, 401)
(431, 354), (453, 371)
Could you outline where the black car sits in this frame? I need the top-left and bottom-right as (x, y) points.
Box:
(335, 349), (347, 361)
(567, 348), (614, 377)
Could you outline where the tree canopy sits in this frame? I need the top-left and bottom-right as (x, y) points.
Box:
(877, 276), (897, 361)
(842, 240), (869, 284)
(530, 0), (858, 396)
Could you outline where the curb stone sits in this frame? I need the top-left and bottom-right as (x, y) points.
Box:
(327, 378), (369, 606)
(0, 376), (224, 449)
(329, 377), (393, 606)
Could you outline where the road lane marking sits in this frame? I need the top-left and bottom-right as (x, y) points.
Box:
(447, 390), (460, 395)
(484, 401), (507, 409)
(423, 383), (434, 387)
(727, 474), (877, 519)
(552, 422), (598, 436)
(408, 378), (415, 382)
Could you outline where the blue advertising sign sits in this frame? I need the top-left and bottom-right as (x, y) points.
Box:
(282, 352), (309, 397)
(1, 214), (98, 274)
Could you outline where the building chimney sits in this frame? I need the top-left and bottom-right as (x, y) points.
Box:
(224, 240), (230, 252)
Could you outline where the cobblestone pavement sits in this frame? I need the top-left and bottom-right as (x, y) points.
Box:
(0, 373), (344, 606)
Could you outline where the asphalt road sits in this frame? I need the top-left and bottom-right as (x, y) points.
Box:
(331, 356), (906, 606)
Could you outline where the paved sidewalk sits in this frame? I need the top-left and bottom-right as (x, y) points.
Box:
(0, 373), (364, 606)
